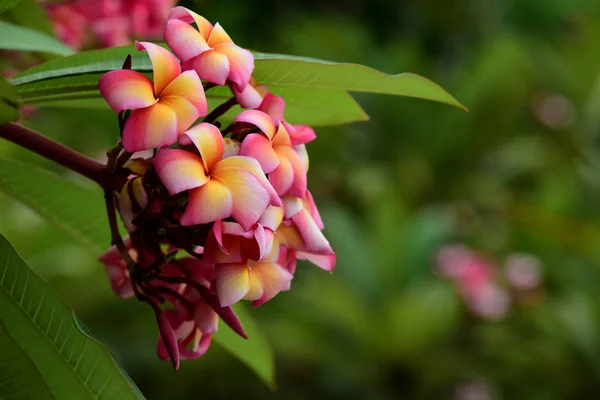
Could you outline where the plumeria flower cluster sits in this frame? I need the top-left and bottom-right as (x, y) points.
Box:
(97, 6), (335, 370)
(437, 245), (542, 320)
(46, 0), (176, 50)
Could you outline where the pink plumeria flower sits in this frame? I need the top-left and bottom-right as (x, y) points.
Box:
(98, 41), (207, 152)
(99, 240), (136, 299)
(276, 192), (336, 272)
(164, 6), (254, 91)
(235, 113), (309, 198)
(214, 240), (294, 308)
(153, 123), (281, 229)
(233, 77), (268, 109)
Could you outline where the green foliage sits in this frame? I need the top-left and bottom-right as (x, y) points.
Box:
(0, 157), (276, 387)
(0, 0), (24, 14)
(0, 77), (19, 124)
(10, 44), (464, 127)
(0, 234), (144, 399)
(0, 20), (74, 56)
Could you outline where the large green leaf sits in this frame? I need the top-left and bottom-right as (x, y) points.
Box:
(0, 20), (74, 56)
(0, 157), (276, 387)
(0, 0), (24, 14)
(11, 45), (466, 114)
(0, 234), (144, 399)
(0, 320), (54, 399)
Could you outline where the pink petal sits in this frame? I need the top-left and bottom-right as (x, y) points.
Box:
(180, 332), (211, 359)
(282, 196), (303, 219)
(244, 270), (264, 301)
(182, 123), (224, 172)
(258, 205), (284, 231)
(275, 146), (307, 198)
(135, 41), (181, 96)
(164, 19), (210, 63)
(213, 156), (282, 207)
(167, 6), (213, 37)
(155, 307), (180, 370)
(238, 133), (279, 173)
(259, 93), (285, 121)
(234, 83), (264, 109)
(98, 70), (156, 113)
(206, 22), (233, 47)
(290, 124), (317, 145)
(269, 156), (294, 196)
(272, 123), (293, 147)
(297, 251), (336, 272)
(216, 43), (254, 92)
(194, 300), (219, 334)
(153, 149), (208, 195)
(294, 144), (310, 171)
(215, 263), (250, 307)
(293, 209), (334, 255)
(195, 284), (248, 338)
(251, 262), (293, 307)
(161, 70), (208, 116)
(234, 110), (276, 140)
(304, 190), (325, 229)
(122, 102), (178, 152)
(189, 50), (229, 86)
(161, 96), (199, 133)
(213, 166), (270, 231)
(181, 180), (233, 226)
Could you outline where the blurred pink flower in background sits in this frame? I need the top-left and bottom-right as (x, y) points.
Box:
(437, 245), (542, 320)
(45, 0), (177, 50)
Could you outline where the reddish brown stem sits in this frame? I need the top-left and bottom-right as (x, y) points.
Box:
(0, 122), (125, 189)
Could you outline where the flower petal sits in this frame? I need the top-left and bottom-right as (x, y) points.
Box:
(153, 149), (208, 194)
(98, 70), (156, 113)
(194, 300), (219, 334)
(215, 263), (250, 307)
(259, 93), (285, 121)
(293, 209), (334, 254)
(290, 124), (317, 145)
(164, 19), (210, 63)
(275, 146), (307, 198)
(213, 167), (270, 231)
(244, 270), (264, 301)
(238, 133), (279, 173)
(161, 70), (208, 116)
(161, 96), (199, 133)
(168, 6), (213, 37)
(234, 110), (276, 140)
(304, 190), (325, 229)
(251, 262), (293, 307)
(297, 251), (336, 272)
(181, 180), (233, 226)
(189, 50), (230, 86)
(258, 205), (284, 231)
(182, 123), (224, 172)
(234, 83), (264, 109)
(269, 156), (294, 196)
(135, 41), (181, 95)
(206, 22), (233, 47)
(215, 43), (254, 92)
(122, 102), (178, 152)
(213, 156), (282, 207)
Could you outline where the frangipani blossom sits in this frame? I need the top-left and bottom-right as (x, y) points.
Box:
(236, 109), (308, 197)
(153, 123), (281, 230)
(233, 77), (268, 109)
(277, 192), (336, 272)
(99, 242), (135, 299)
(98, 41), (207, 152)
(164, 6), (254, 91)
(215, 240), (294, 307)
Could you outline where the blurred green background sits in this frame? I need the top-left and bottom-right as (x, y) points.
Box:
(4, 0), (600, 398)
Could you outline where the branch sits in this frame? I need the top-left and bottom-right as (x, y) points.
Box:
(0, 122), (125, 189)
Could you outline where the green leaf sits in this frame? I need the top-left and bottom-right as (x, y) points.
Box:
(0, 0), (24, 14)
(0, 157), (110, 255)
(214, 305), (275, 389)
(0, 76), (20, 124)
(3, 0), (54, 36)
(0, 320), (54, 399)
(0, 20), (75, 56)
(0, 157), (276, 387)
(12, 45), (465, 111)
(0, 234), (144, 399)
